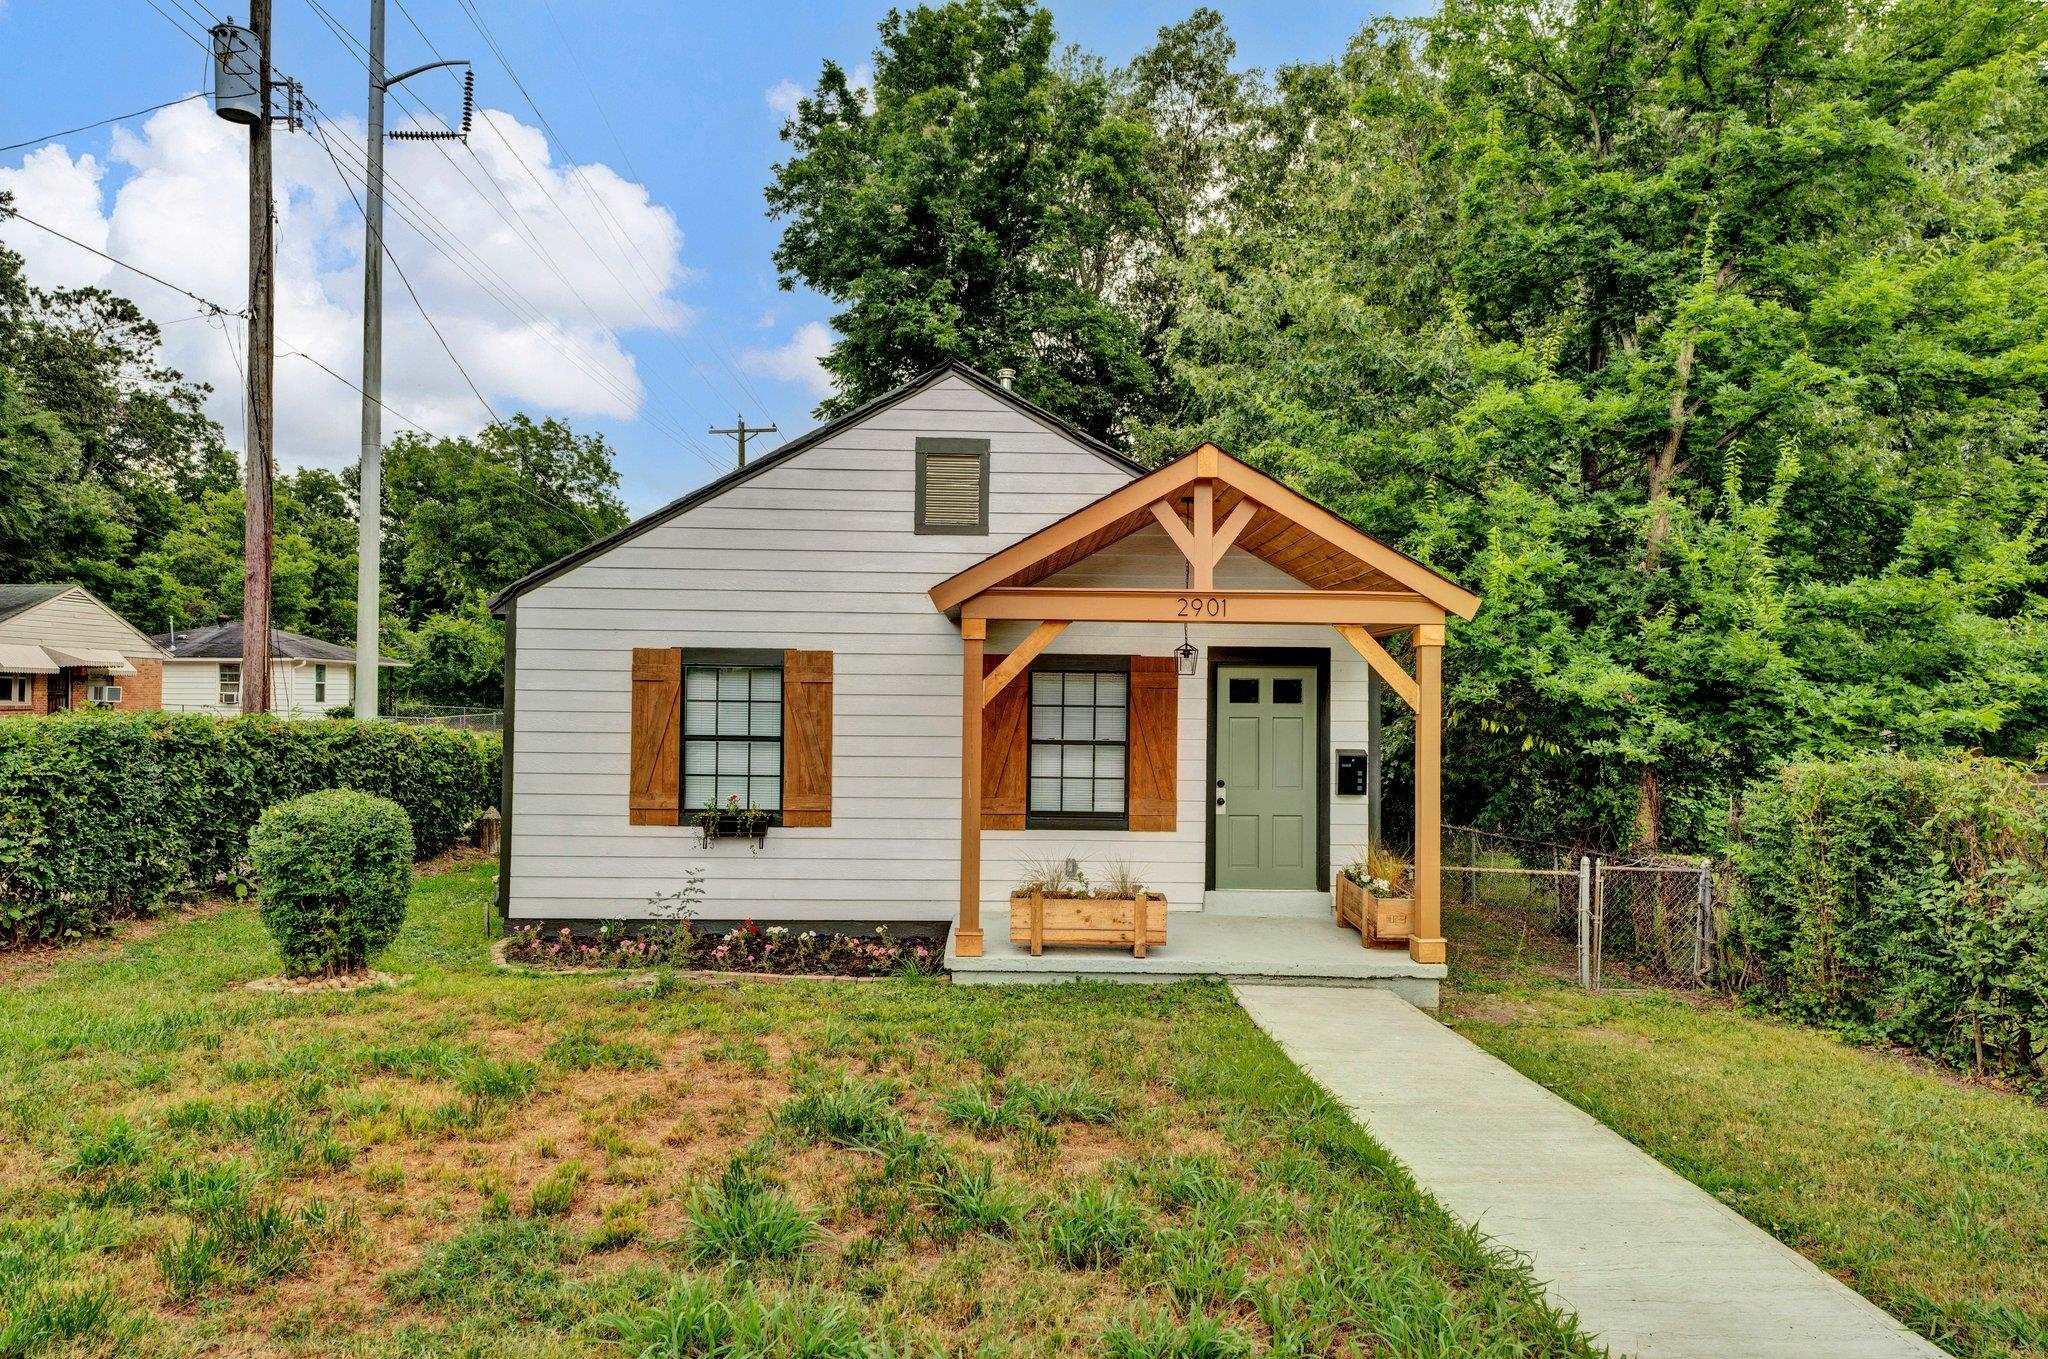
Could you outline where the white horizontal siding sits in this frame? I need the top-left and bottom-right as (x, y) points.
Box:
(0, 589), (161, 657)
(505, 373), (1377, 924)
(162, 659), (354, 717)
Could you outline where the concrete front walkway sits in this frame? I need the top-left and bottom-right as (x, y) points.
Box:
(1232, 985), (1948, 1359)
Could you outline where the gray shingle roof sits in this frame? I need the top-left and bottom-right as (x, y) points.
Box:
(0, 583), (73, 626)
(150, 621), (384, 663)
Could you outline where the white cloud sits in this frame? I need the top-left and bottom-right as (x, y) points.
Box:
(0, 99), (692, 471)
(765, 79), (804, 119)
(741, 320), (834, 398)
(766, 63), (874, 121)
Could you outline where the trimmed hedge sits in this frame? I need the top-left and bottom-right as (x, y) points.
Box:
(1730, 754), (2048, 1079)
(0, 711), (498, 944)
(252, 790), (414, 976)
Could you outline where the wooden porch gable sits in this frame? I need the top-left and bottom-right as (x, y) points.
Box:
(930, 441), (1481, 971)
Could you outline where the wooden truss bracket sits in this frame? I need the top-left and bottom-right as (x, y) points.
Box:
(981, 621), (1069, 707)
(1335, 624), (1419, 711)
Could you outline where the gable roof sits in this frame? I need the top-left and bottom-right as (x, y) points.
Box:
(928, 442), (1481, 621)
(0, 583), (71, 626)
(0, 583), (168, 657)
(485, 361), (1145, 614)
(151, 621), (393, 664)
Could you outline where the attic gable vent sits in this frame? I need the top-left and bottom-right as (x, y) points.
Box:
(915, 437), (990, 535)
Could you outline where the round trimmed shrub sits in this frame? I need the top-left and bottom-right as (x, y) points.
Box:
(250, 790), (415, 977)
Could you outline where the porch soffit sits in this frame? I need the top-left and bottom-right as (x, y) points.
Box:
(927, 442), (1481, 622)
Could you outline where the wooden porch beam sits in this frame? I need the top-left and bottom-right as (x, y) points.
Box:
(981, 621), (1068, 707)
(1210, 499), (1256, 567)
(1192, 481), (1215, 590)
(1410, 623), (1446, 966)
(1335, 624), (1419, 711)
(957, 618), (986, 959)
(966, 588), (1446, 628)
(1148, 500), (1197, 564)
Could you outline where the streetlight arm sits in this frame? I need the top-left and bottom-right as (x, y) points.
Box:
(381, 58), (468, 90)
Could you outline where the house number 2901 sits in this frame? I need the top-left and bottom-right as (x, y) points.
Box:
(1177, 595), (1227, 618)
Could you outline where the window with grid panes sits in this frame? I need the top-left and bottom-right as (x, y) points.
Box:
(1027, 668), (1127, 825)
(683, 664), (782, 813)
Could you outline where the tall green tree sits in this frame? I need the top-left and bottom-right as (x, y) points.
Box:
(368, 415), (628, 627)
(1155, 0), (2048, 850)
(766, 0), (1163, 437)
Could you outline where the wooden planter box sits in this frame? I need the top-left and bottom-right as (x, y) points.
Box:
(1010, 890), (1167, 958)
(1334, 875), (1411, 949)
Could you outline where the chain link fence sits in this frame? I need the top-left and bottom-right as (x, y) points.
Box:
(1445, 825), (1721, 990)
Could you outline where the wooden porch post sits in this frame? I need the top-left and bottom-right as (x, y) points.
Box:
(957, 618), (986, 957)
(1409, 624), (1446, 964)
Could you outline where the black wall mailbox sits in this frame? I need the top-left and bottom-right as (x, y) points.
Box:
(1336, 748), (1371, 797)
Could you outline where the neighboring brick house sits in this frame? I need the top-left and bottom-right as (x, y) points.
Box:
(0, 584), (168, 715)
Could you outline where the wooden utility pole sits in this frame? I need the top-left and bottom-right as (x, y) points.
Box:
(241, 0), (275, 715)
(710, 415), (776, 469)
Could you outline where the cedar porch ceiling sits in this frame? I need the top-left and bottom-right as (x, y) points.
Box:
(927, 442), (1479, 634)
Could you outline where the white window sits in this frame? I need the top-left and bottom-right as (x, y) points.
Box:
(219, 662), (241, 707)
(682, 663), (782, 813)
(0, 673), (31, 704)
(85, 679), (123, 706)
(314, 664), (327, 703)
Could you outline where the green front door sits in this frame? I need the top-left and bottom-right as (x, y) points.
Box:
(1213, 664), (1319, 889)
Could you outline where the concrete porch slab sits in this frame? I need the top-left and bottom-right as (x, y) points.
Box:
(946, 906), (1443, 1006)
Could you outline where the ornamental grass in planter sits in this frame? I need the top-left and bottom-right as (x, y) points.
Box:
(1009, 857), (1165, 958)
(1336, 843), (1412, 949)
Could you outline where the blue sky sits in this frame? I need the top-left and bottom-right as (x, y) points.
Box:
(0, 1), (1414, 514)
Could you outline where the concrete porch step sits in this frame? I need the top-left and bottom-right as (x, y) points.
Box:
(1200, 889), (1332, 918)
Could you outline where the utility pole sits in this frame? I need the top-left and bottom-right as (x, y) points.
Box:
(711, 415), (776, 469)
(242, 0), (275, 717)
(352, 26), (470, 721)
(354, 0), (387, 722)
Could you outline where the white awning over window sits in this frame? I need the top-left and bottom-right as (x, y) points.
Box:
(0, 644), (59, 674)
(43, 647), (138, 676)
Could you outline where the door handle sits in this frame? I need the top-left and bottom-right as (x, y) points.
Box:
(1214, 778), (1226, 812)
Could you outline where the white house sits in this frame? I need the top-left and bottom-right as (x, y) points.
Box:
(489, 363), (1478, 996)
(152, 622), (386, 718)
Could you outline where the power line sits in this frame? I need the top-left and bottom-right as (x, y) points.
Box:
(449, 0), (774, 417)
(1, 206), (246, 316)
(294, 3), (730, 472)
(299, 87), (719, 466)
(307, 114), (500, 426)
(2, 93), (208, 154)
(530, 0), (773, 415)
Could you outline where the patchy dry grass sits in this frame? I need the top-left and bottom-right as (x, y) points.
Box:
(0, 862), (1598, 1356)
(1443, 891), (2048, 1359)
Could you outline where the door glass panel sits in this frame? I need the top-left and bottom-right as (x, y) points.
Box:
(1228, 676), (1258, 703)
(1273, 677), (1304, 704)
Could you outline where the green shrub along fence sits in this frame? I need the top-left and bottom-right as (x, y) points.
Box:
(0, 711), (499, 944)
(1730, 755), (2048, 1080)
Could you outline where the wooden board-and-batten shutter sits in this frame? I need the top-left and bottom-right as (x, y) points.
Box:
(1128, 656), (1179, 831)
(981, 654), (1028, 830)
(782, 650), (834, 827)
(629, 647), (682, 826)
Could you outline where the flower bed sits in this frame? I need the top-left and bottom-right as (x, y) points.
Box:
(502, 920), (941, 978)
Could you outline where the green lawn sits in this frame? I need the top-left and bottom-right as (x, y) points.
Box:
(1442, 894), (2048, 1359)
(0, 860), (1597, 1358)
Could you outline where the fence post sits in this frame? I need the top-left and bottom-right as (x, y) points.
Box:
(1693, 867), (1709, 981)
(1591, 859), (1605, 990)
(1577, 855), (1592, 990)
